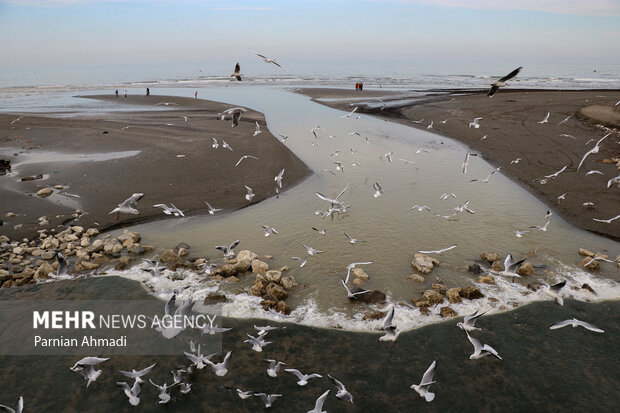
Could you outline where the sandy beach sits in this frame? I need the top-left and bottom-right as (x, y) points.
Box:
(0, 95), (311, 240)
(298, 88), (620, 240)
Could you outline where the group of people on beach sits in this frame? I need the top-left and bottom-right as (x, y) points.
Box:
(355, 82), (364, 91)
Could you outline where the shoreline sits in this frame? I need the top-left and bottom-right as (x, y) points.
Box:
(298, 88), (620, 241)
(0, 95), (312, 241)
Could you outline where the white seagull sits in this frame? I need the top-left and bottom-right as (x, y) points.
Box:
(328, 374), (353, 403)
(211, 138), (219, 149)
(215, 240), (240, 259)
(253, 121), (262, 136)
(109, 193), (144, 220)
(411, 205), (431, 212)
(512, 230), (529, 238)
(235, 155), (259, 167)
(70, 357), (109, 387)
(344, 232), (365, 244)
(542, 280), (566, 306)
(577, 133), (611, 172)
(153, 203), (185, 217)
(373, 182), (384, 198)
(274, 168), (285, 188)
(345, 261), (373, 283)
(230, 62), (242, 81)
(549, 318), (604, 333)
(222, 140), (233, 151)
(341, 279), (370, 299)
(265, 359), (287, 377)
(379, 306), (399, 344)
(340, 106), (358, 118)
(497, 254), (526, 281)
(244, 185), (254, 202)
(537, 112), (550, 124)
(252, 51), (287, 69)
(116, 381), (142, 406)
(244, 334), (271, 352)
(469, 117), (483, 128)
(119, 363), (156, 384)
(301, 243), (324, 256)
(219, 107), (246, 127)
(261, 225), (279, 237)
(307, 390), (330, 413)
(316, 183), (349, 206)
(0, 397), (22, 413)
(204, 351), (232, 376)
(593, 213), (620, 224)
(463, 152), (477, 174)
(205, 201), (222, 215)
(149, 379), (176, 404)
(466, 332), (502, 360)
(470, 167), (500, 183)
(456, 310), (487, 332)
(292, 257), (307, 267)
(410, 360), (437, 402)
(254, 393), (282, 408)
(285, 368), (323, 386)
(487, 67), (522, 97)
(418, 245), (456, 255)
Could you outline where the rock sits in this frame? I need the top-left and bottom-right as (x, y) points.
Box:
(351, 267), (369, 280)
(86, 228), (99, 237)
(275, 300), (291, 315)
(411, 253), (439, 274)
(89, 239), (104, 253)
(266, 283), (289, 301)
(128, 244), (145, 255)
(440, 306), (458, 318)
(260, 300), (277, 311)
(173, 242), (190, 254)
(581, 283), (596, 294)
(12, 247), (24, 255)
(490, 260), (503, 272)
(0, 269), (11, 281)
(41, 251), (55, 260)
(478, 275), (496, 284)
(75, 260), (100, 272)
(71, 226), (84, 235)
(431, 283), (446, 294)
(352, 289), (386, 304)
(353, 278), (365, 285)
(578, 248), (595, 257)
(177, 248), (190, 257)
(203, 293), (228, 304)
(279, 266), (290, 272)
(579, 257), (600, 271)
(80, 238), (90, 248)
(460, 286), (484, 300)
(217, 263), (238, 277)
(75, 250), (89, 260)
(468, 264), (483, 274)
(362, 311), (386, 321)
(517, 262), (535, 276)
(265, 270), (282, 284)
(160, 249), (179, 264)
(237, 250), (258, 264)
(446, 288), (462, 303)
(249, 283), (264, 297)
(36, 187), (53, 198)
(251, 259), (269, 274)
(117, 231), (140, 243)
(413, 298), (431, 308)
(407, 274), (425, 283)
(226, 276), (240, 282)
(527, 282), (543, 291)
(481, 252), (501, 263)
(422, 289), (444, 305)
(114, 256), (131, 271)
(280, 275), (298, 290)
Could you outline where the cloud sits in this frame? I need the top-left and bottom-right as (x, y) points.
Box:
(398, 0), (620, 17)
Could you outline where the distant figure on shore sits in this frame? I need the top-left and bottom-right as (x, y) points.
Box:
(146, 88), (150, 96)
(355, 82), (359, 90)
(124, 89), (127, 98)
(195, 91), (198, 99)
(359, 82), (363, 91)
(115, 89), (119, 97)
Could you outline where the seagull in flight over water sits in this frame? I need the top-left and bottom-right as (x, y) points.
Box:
(466, 331), (502, 360)
(410, 360), (437, 402)
(235, 155), (259, 167)
(577, 133), (611, 172)
(487, 66), (522, 97)
(109, 193), (144, 221)
(230, 62), (242, 81)
(549, 318), (604, 333)
(252, 51), (287, 69)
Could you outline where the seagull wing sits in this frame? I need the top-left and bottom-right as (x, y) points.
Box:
(328, 374), (345, 391)
(313, 390), (330, 411)
(549, 319), (573, 330)
(499, 66), (522, 83)
(487, 85), (500, 97)
(575, 319), (605, 333)
(420, 360), (436, 385)
(383, 307), (395, 330)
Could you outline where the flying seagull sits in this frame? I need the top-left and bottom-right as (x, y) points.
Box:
(244, 334), (271, 352)
(235, 155), (259, 167)
(211, 138), (219, 149)
(119, 363), (156, 384)
(418, 245), (456, 255)
(466, 332), (502, 360)
(253, 122), (262, 136)
(291, 256), (307, 267)
(215, 240), (240, 259)
(230, 62), (242, 81)
(252, 51), (287, 69)
(316, 183), (349, 206)
(254, 393), (282, 408)
(577, 133), (611, 172)
(301, 243), (324, 256)
(70, 357), (109, 387)
(373, 182), (384, 198)
(244, 185), (254, 202)
(341, 279), (370, 299)
(462, 152), (477, 174)
(456, 310), (487, 332)
(497, 254), (526, 282)
(410, 360), (437, 402)
(261, 225), (279, 237)
(285, 368), (322, 386)
(537, 112), (550, 124)
(265, 359), (286, 377)
(219, 107), (247, 127)
(488, 67), (522, 97)
(379, 307), (399, 344)
(470, 167), (500, 183)
(109, 193), (144, 220)
(274, 168), (285, 188)
(116, 381), (141, 406)
(542, 280), (566, 306)
(205, 201), (222, 215)
(307, 390), (330, 413)
(469, 117), (483, 129)
(328, 375), (353, 403)
(549, 318), (604, 333)
(593, 213), (620, 224)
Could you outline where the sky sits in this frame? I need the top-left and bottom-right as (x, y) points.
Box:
(0, 0), (619, 68)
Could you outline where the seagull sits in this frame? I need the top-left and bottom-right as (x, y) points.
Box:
(559, 133), (576, 139)
(316, 183), (349, 206)
(149, 379), (176, 404)
(262, 225), (278, 237)
(462, 152), (477, 174)
(334, 161), (344, 172)
(542, 280), (566, 306)
(0, 396), (23, 413)
(70, 357), (109, 387)
(252, 51), (287, 69)
(292, 257), (307, 267)
(153, 203), (185, 217)
(312, 227), (327, 235)
(204, 351), (232, 376)
(116, 381), (142, 406)
(262, 359), (286, 379)
(301, 243), (324, 256)
(285, 368), (323, 386)
(469, 117), (483, 129)
(497, 254), (526, 281)
(328, 375), (353, 403)
(201, 316), (232, 335)
(511, 157), (522, 164)
(512, 230), (529, 238)
(466, 332), (502, 360)
(427, 120), (434, 129)
(341, 279), (370, 299)
(255, 325), (283, 336)
(529, 219), (551, 232)
(585, 170), (604, 176)
(155, 294), (196, 339)
(344, 232), (365, 244)
(415, 148), (431, 154)
(215, 240), (240, 259)
(184, 347), (214, 370)
(410, 360), (437, 402)
(365, 137), (374, 143)
(307, 390), (330, 413)
(211, 138), (219, 149)
(470, 167), (500, 183)
(253, 122), (262, 136)
(345, 261), (373, 284)
(219, 107), (246, 127)
(222, 140), (233, 151)
(224, 387), (255, 400)
(379, 307), (399, 344)
(311, 126), (323, 139)
(254, 393), (282, 408)
(244, 185), (254, 202)
(52, 251), (69, 279)
(487, 67), (522, 97)
(607, 174), (620, 188)
(230, 62), (242, 81)
(235, 155), (259, 167)
(244, 334), (271, 352)
(577, 133), (611, 171)
(543, 165), (568, 181)
(373, 182), (383, 198)
(109, 193), (144, 220)
(9, 116), (23, 127)
(119, 363), (156, 384)
(593, 213), (620, 224)
(456, 310), (487, 332)
(384, 151), (393, 163)
(274, 168), (285, 188)
(537, 112), (550, 124)
(411, 205), (431, 212)
(583, 201), (595, 207)
(454, 200), (476, 214)
(411, 118), (424, 124)
(557, 113), (574, 126)
(418, 245), (457, 255)
(549, 318), (604, 333)
(205, 201), (222, 215)
(557, 193), (567, 203)
(278, 134), (289, 142)
(340, 106), (358, 118)
(440, 193), (456, 200)
(155, 102), (179, 106)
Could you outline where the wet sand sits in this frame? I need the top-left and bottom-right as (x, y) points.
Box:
(298, 88), (620, 241)
(0, 95), (311, 240)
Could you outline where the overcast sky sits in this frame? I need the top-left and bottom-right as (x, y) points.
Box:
(1, 0), (619, 68)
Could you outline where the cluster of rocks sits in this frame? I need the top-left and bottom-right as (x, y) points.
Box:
(577, 248), (619, 270)
(0, 228), (151, 288)
(411, 281), (485, 318)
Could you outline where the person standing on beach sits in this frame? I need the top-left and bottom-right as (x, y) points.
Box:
(124, 89), (127, 98)
(360, 82), (363, 91)
(195, 91), (198, 99)
(146, 88), (150, 96)
(355, 82), (359, 90)
(115, 89), (118, 97)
